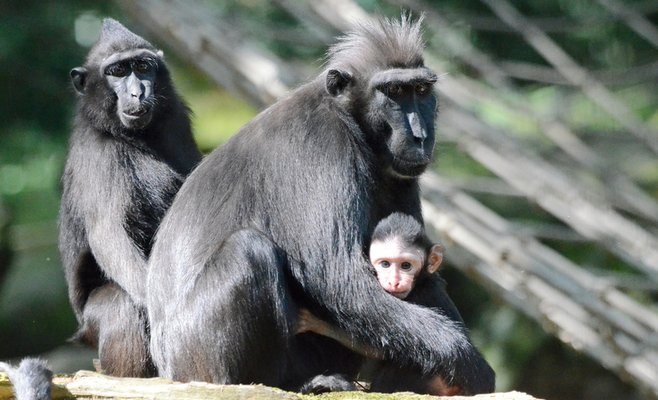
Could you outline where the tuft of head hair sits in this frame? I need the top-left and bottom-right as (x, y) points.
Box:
(86, 18), (157, 65)
(326, 13), (426, 78)
(0, 358), (53, 400)
(372, 212), (433, 254)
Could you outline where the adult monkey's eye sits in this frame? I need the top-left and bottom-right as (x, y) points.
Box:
(134, 61), (152, 74)
(415, 82), (430, 96)
(386, 83), (403, 98)
(105, 63), (128, 77)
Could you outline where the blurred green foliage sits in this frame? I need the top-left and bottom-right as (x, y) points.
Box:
(0, 1), (656, 399)
(169, 64), (256, 151)
(0, 1), (106, 362)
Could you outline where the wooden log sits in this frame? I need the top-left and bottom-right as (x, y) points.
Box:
(0, 370), (544, 400)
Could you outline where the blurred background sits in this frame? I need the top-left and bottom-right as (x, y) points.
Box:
(1, 1), (657, 399)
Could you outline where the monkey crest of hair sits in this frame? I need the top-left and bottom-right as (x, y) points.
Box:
(326, 14), (425, 76)
(86, 18), (157, 64)
(0, 358), (53, 400)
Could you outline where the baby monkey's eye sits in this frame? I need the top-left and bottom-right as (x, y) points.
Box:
(379, 261), (391, 268)
(401, 262), (412, 271)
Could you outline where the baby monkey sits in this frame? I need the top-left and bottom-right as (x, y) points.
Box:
(297, 213), (457, 394)
(369, 213), (443, 300)
(298, 212), (443, 347)
(297, 213), (459, 395)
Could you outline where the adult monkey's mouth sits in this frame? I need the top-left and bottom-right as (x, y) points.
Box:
(123, 107), (148, 117)
(391, 155), (431, 178)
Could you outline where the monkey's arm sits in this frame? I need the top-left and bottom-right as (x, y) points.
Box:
(297, 308), (383, 360)
(63, 141), (150, 307)
(86, 216), (148, 306)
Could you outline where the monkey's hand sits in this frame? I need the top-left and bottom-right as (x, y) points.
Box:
(297, 308), (383, 360)
(296, 308), (331, 335)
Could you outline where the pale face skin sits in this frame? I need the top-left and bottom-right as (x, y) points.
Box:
(369, 237), (443, 299)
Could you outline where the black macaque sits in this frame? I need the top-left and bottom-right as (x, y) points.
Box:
(296, 211), (445, 335)
(59, 18), (201, 377)
(369, 212), (444, 299)
(146, 15), (494, 394)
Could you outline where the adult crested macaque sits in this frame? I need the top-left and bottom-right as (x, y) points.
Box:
(59, 18), (201, 377)
(147, 15), (494, 394)
(297, 212), (462, 395)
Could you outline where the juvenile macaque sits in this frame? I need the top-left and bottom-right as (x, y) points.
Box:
(296, 213), (461, 396)
(297, 212), (443, 354)
(370, 216), (443, 300)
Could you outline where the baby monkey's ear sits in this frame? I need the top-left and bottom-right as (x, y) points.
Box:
(426, 244), (444, 274)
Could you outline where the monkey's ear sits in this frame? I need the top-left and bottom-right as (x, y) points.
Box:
(157, 50), (165, 59)
(426, 244), (444, 274)
(326, 69), (352, 96)
(70, 67), (88, 94)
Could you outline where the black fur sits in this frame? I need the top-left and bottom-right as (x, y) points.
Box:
(299, 374), (357, 394)
(371, 212), (434, 254)
(147, 15), (493, 394)
(59, 18), (201, 377)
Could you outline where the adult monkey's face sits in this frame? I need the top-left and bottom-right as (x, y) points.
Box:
(69, 18), (166, 133)
(100, 49), (161, 130)
(368, 67), (438, 179)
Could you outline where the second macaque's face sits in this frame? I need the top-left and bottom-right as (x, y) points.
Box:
(369, 238), (425, 299)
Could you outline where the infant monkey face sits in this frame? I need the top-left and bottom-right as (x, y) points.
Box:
(370, 238), (425, 299)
